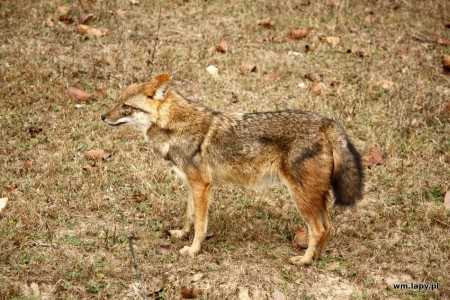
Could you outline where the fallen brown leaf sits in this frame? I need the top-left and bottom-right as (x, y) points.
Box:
(239, 61), (257, 74)
(181, 286), (203, 299)
(321, 36), (340, 46)
(257, 17), (273, 28)
(207, 45), (217, 55)
(362, 150), (383, 167)
(58, 15), (74, 24)
(364, 12), (374, 23)
(305, 44), (315, 52)
(57, 5), (71, 14)
(156, 245), (171, 255)
(77, 24), (109, 36)
(265, 72), (283, 82)
(130, 192), (147, 203)
(293, 226), (309, 249)
(84, 149), (111, 160)
(289, 28), (309, 39)
(79, 11), (94, 25)
(68, 87), (92, 101)
(444, 190), (450, 211)
(216, 40), (228, 53)
(311, 81), (326, 96)
(82, 164), (96, 173)
(438, 38), (450, 46)
(24, 160), (32, 172)
(442, 55), (450, 70)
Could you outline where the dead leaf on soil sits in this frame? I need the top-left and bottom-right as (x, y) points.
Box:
(364, 12), (374, 23)
(216, 40), (228, 53)
(272, 289), (287, 300)
(305, 44), (315, 52)
(24, 160), (32, 172)
(320, 36), (340, 46)
(0, 197), (8, 213)
(442, 55), (450, 70)
(79, 11), (94, 25)
(6, 183), (23, 196)
(293, 226), (309, 248)
(28, 126), (43, 137)
(145, 276), (165, 295)
(437, 38), (450, 46)
(68, 87), (92, 101)
(82, 163), (96, 173)
(130, 192), (147, 203)
(375, 79), (394, 90)
(265, 72), (283, 82)
(84, 149), (111, 160)
(310, 81), (326, 96)
(444, 190), (450, 211)
(77, 24), (109, 36)
(58, 5), (71, 14)
(289, 28), (309, 39)
(239, 61), (257, 74)
(257, 17), (273, 29)
(155, 245), (171, 255)
(207, 45), (217, 55)
(59, 14), (74, 24)
(362, 150), (383, 167)
(181, 286), (203, 299)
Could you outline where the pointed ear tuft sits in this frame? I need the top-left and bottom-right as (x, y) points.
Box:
(155, 73), (171, 83)
(141, 73), (172, 99)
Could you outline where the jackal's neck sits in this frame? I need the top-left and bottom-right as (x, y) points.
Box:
(155, 90), (217, 130)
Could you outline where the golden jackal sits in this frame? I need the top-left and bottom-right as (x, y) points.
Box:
(102, 73), (363, 265)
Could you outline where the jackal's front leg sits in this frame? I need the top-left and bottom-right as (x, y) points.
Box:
(169, 189), (193, 239)
(179, 181), (211, 257)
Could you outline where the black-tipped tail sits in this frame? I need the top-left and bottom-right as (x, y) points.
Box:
(330, 126), (364, 206)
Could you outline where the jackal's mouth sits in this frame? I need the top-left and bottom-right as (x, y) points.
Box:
(107, 121), (127, 126)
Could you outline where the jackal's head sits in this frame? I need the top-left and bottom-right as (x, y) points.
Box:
(101, 73), (171, 138)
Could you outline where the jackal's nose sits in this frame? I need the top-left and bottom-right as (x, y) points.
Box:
(101, 115), (106, 121)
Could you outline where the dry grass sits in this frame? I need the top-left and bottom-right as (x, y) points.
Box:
(1, 0), (449, 299)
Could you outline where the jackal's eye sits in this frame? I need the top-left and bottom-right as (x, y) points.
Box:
(122, 104), (131, 109)
(147, 95), (153, 99)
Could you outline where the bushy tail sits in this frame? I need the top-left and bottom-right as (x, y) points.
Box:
(328, 124), (364, 206)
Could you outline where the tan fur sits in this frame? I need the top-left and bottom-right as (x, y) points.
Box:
(102, 74), (364, 265)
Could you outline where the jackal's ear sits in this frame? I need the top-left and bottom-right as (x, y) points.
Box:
(142, 73), (171, 100)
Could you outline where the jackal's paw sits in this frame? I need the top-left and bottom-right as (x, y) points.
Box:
(289, 255), (312, 266)
(179, 245), (199, 257)
(169, 229), (188, 239)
